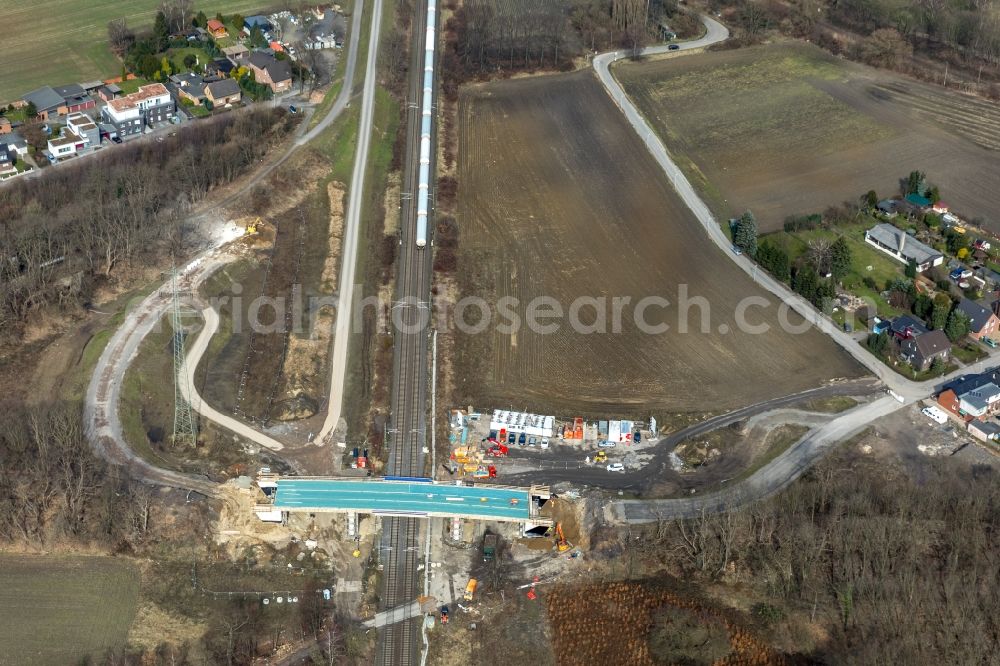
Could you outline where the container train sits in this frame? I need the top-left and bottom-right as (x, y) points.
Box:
(415, 0), (436, 248)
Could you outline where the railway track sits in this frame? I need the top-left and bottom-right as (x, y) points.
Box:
(376, 0), (437, 663)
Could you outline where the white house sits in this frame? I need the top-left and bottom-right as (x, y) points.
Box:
(864, 223), (944, 272)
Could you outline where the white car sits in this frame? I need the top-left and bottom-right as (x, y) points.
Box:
(921, 406), (948, 425)
(606, 463), (625, 472)
(597, 439), (616, 448)
(540, 438), (549, 449)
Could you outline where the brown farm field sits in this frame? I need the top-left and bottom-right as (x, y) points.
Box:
(0, 555), (140, 665)
(453, 71), (863, 416)
(616, 42), (1000, 232)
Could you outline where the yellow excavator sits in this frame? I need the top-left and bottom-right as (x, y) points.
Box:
(593, 450), (608, 464)
(245, 217), (262, 235)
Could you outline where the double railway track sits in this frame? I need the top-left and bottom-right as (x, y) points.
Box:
(376, 0), (437, 663)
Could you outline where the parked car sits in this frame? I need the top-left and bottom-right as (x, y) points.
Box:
(597, 439), (616, 448)
(111, 136), (122, 144)
(540, 438), (549, 449)
(289, 105), (298, 114)
(634, 431), (641, 444)
(668, 44), (680, 51)
(518, 433), (527, 445)
(528, 436), (537, 446)
(606, 463), (625, 472)
(984, 337), (999, 348)
(732, 245), (742, 256)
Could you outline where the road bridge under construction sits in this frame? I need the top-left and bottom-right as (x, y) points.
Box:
(254, 474), (553, 527)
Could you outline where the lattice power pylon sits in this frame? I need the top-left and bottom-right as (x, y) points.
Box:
(171, 269), (198, 447)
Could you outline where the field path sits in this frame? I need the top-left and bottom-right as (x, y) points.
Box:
(594, 15), (999, 519)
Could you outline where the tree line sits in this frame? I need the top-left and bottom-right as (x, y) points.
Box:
(604, 451), (1000, 663)
(0, 108), (296, 345)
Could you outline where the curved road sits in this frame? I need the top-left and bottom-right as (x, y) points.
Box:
(591, 15), (995, 521)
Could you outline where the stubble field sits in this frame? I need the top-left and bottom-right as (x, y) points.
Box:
(0, 555), (140, 665)
(617, 43), (1000, 232)
(453, 70), (863, 416)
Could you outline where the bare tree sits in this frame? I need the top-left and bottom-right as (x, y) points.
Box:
(107, 18), (135, 58)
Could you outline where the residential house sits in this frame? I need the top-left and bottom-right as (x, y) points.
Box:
(899, 329), (951, 371)
(865, 223), (944, 272)
(955, 298), (1000, 342)
(932, 202), (950, 214)
(3, 132), (28, 157)
(890, 315), (929, 340)
(205, 78), (241, 106)
(21, 86), (66, 120)
(100, 83), (174, 137)
(53, 83), (95, 113)
(269, 41), (284, 53)
(0, 144), (16, 177)
(47, 128), (85, 159)
(876, 199), (899, 217)
(172, 73), (208, 104)
(247, 52), (292, 93)
(66, 112), (99, 147)
(968, 419), (1000, 442)
(206, 19), (229, 38)
(223, 44), (250, 64)
(938, 370), (1000, 419)
(243, 15), (273, 34)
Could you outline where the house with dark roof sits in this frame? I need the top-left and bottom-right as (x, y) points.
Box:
(876, 199), (899, 217)
(205, 78), (241, 106)
(938, 369), (1000, 418)
(205, 58), (236, 77)
(52, 83), (95, 113)
(900, 329), (951, 371)
(955, 298), (1000, 342)
(968, 419), (1000, 442)
(21, 86), (66, 120)
(3, 132), (28, 157)
(890, 315), (929, 340)
(0, 144), (16, 177)
(865, 223), (944, 272)
(247, 52), (292, 93)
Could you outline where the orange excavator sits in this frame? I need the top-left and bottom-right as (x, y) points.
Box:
(555, 523), (572, 553)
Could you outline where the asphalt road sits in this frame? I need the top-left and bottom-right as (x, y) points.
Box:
(500, 377), (882, 490)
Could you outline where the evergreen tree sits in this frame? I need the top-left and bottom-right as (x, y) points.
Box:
(734, 210), (758, 257)
(931, 295), (951, 330)
(945, 309), (969, 341)
(830, 237), (852, 281)
(195, 10), (207, 28)
(904, 259), (917, 279)
(906, 170), (926, 195)
(153, 11), (170, 51)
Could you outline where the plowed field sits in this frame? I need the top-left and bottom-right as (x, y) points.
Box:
(617, 42), (1000, 232)
(454, 71), (863, 416)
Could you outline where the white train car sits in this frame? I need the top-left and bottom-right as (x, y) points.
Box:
(415, 0), (437, 248)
